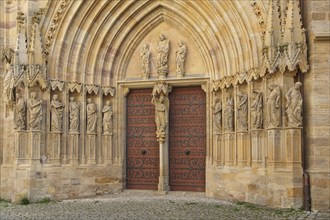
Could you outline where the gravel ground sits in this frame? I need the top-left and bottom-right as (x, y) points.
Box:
(0, 191), (329, 220)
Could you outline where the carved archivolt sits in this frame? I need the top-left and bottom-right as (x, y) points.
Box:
(45, 0), (71, 50)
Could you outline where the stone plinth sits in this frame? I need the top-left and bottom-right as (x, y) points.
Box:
(224, 132), (235, 166)
(102, 133), (113, 165)
(267, 128), (283, 169)
(237, 131), (250, 167)
(15, 131), (28, 164)
(29, 131), (41, 164)
(284, 128), (302, 169)
(86, 134), (96, 165)
(251, 129), (264, 168)
(68, 133), (79, 165)
(49, 132), (61, 165)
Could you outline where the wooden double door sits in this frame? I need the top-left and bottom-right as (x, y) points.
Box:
(126, 86), (206, 191)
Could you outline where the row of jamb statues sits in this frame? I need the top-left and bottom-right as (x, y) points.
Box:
(14, 91), (113, 134)
(213, 82), (303, 132)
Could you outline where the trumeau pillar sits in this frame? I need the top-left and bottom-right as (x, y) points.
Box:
(152, 82), (171, 192)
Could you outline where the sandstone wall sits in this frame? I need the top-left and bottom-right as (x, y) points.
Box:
(303, 0), (330, 211)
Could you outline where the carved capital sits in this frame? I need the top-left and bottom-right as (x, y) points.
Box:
(102, 86), (115, 96)
(85, 84), (99, 95)
(50, 79), (65, 91)
(68, 81), (82, 93)
(152, 81), (172, 96)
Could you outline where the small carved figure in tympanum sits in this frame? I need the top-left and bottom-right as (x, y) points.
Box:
(176, 41), (187, 77)
(50, 94), (64, 132)
(224, 97), (234, 131)
(267, 84), (281, 128)
(140, 44), (150, 79)
(14, 93), (26, 130)
(212, 98), (222, 131)
(237, 92), (248, 131)
(86, 98), (97, 133)
(156, 34), (170, 78)
(29, 92), (42, 130)
(285, 82), (303, 127)
(69, 97), (80, 132)
(102, 100), (113, 134)
(251, 89), (263, 129)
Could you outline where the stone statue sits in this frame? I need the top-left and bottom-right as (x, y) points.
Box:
(2, 48), (15, 104)
(156, 34), (170, 78)
(285, 82), (303, 127)
(212, 98), (222, 131)
(237, 92), (248, 131)
(86, 98), (97, 133)
(267, 84), (281, 128)
(151, 92), (169, 142)
(69, 97), (80, 132)
(102, 100), (113, 134)
(3, 64), (15, 103)
(224, 97), (234, 131)
(29, 92), (42, 130)
(140, 44), (150, 79)
(50, 94), (64, 132)
(251, 89), (263, 129)
(14, 93), (26, 130)
(176, 41), (187, 77)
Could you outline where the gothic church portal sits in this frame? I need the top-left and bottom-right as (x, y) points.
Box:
(0, 0), (329, 211)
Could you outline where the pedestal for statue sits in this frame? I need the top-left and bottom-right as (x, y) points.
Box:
(29, 130), (41, 164)
(251, 129), (264, 167)
(15, 130), (28, 164)
(237, 131), (250, 167)
(158, 141), (169, 192)
(49, 132), (61, 165)
(224, 132), (235, 166)
(267, 128), (283, 169)
(102, 133), (113, 165)
(213, 133), (223, 166)
(284, 128), (302, 169)
(68, 133), (79, 165)
(86, 133), (97, 164)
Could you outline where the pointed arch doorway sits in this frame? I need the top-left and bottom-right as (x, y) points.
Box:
(126, 86), (206, 192)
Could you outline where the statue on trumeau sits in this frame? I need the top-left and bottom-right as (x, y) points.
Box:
(14, 93), (26, 130)
(29, 92), (43, 130)
(156, 34), (170, 78)
(86, 98), (97, 133)
(152, 92), (169, 142)
(224, 97), (234, 131)
(237, 92), (248, 131)
(140, 44), (150, 79)
(176, 41), (187, 78)
(102, 100), (113, 134)
(251, 89), (263, 129)
(69, 97), (80, 132)
(212, 98), (222, 131)
(285, 82), (303, 127)
(267, 84), (281, 128)
(50, 94), (64, 132)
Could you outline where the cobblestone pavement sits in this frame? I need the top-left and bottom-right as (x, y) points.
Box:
(0, 191), (329, 220)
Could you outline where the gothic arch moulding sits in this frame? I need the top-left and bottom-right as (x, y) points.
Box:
(41, 0), (263, 85)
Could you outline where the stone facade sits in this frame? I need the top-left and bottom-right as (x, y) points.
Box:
(0, 0), (328, 211)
